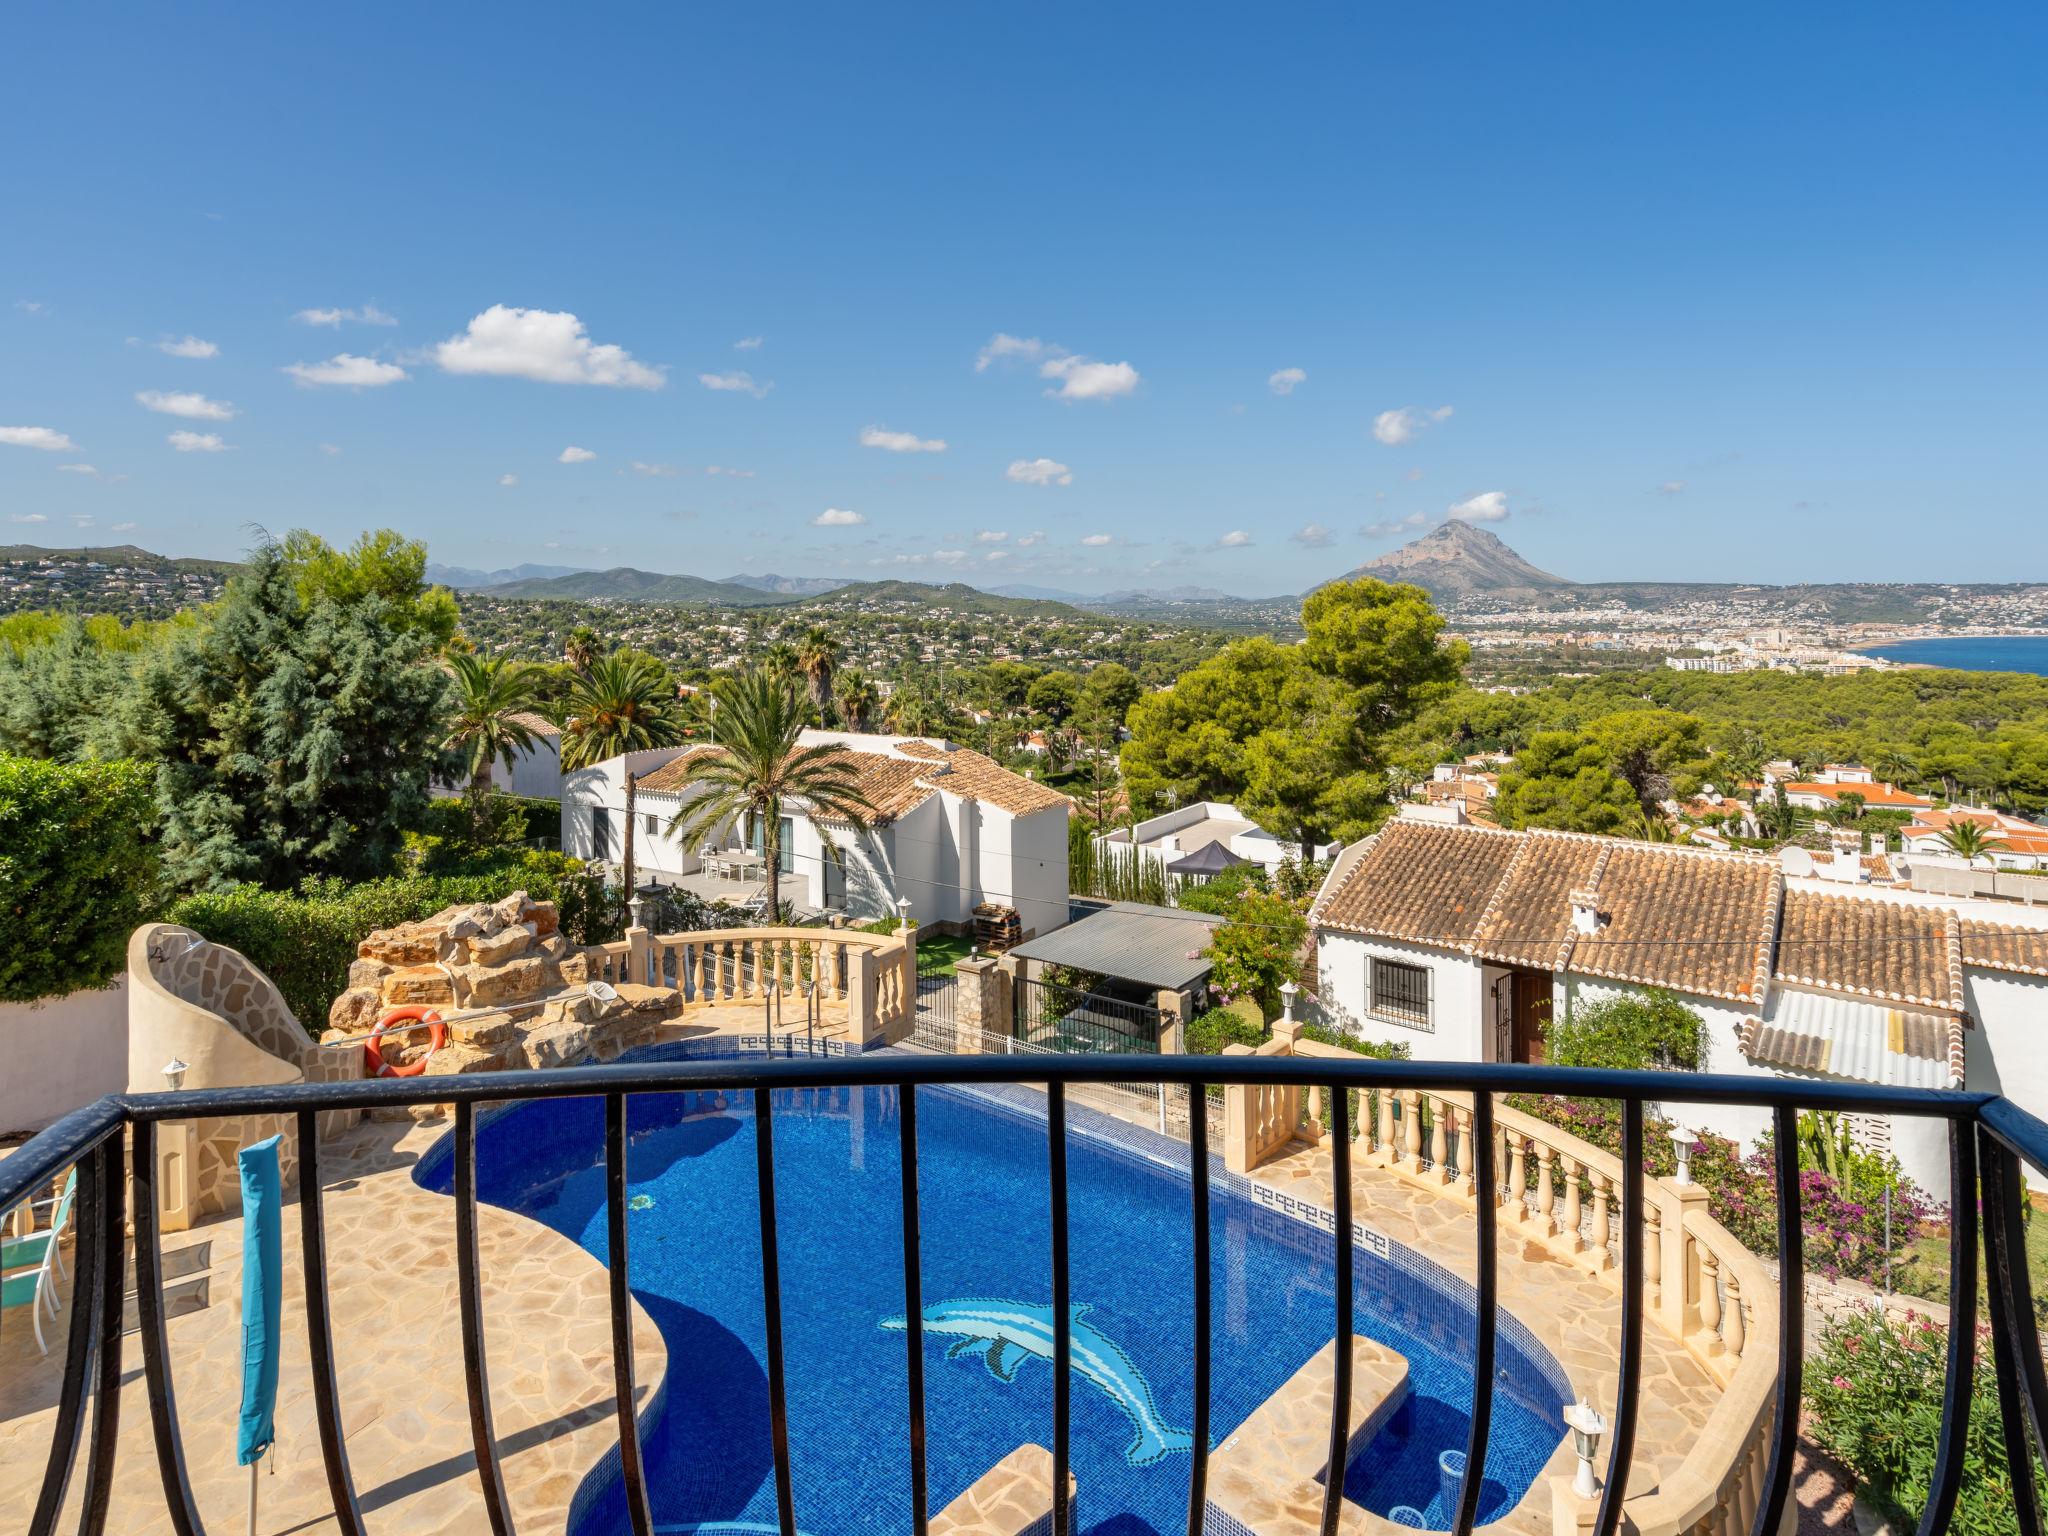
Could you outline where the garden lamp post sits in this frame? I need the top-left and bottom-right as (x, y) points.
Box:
(1279, 980), (1298, 1026)
(162, 1057), (189, 1093)
(896, 895), (913, 930)
(1563, 1398), (1606, 1499)
(1667, 1125), (1694, 1185)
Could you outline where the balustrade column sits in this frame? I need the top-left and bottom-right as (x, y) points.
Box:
(1559, 1157), (1583, 1255)
(1492, 1122), (1509, 1206)
(1377, 1089), (1396, 1164)
(1645, 1202), (1663, 1309)
(1428, 1097), (1449, 1181)
(1456, 1108), (1476, 1199)
(1534, 1143), (1556, 1236)
(1505, 1133), (1529, 1224)
(1722, 1268), (1745, 1358)
(1697, 1246), (1723, 1354)
(1588, 1170), (1613, 1272)
(1400, 1090), (1423, 1168)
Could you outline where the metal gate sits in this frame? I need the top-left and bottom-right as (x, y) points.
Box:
(908, 949), (959, 1051)
(1012, 975), (1165, 1055)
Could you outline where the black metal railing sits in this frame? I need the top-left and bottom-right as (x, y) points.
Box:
(5, 1057), (2047, 1536)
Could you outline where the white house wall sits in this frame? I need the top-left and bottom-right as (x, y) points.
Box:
(1967, 967), (2048, 1183)
(1313, 933), (1487, 1065)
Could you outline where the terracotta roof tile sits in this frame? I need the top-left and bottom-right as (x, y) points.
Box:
(1469, 832), (1605, 972)
(508, 711), (559, 737)
(1959, 919), (2048, 977)
(1569, 842), (1780, 1002)
(1315, 819), (1526, 947)
(1773, 890), (1958, 1009)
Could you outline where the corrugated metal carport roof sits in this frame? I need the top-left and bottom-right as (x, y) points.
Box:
(1008, 902), (1221, 992)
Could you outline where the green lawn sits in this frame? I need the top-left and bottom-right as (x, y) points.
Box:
(1893, 1202), (2048, 1321)
(913, 933), (975, 975)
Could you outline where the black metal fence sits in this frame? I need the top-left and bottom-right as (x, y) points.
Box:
(1012, 974), (1168, 1054)
(5, 1058), (2048, 1536)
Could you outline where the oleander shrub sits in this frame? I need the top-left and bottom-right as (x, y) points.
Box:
(1806, 1306), (2042, 1535)
(0, 755), (159, 1001)
(166, 850), (611, 1032)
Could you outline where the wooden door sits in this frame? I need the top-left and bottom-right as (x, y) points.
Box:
(1510, 971), (1552, 1064)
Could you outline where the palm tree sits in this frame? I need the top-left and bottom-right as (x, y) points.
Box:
(663, 669), (877, 919)
(442, 653), (546, 830)
(795, 626), (841, 723)
(835, 671), (880, 732)
(559, 651), (688, 904)
(1939, 819), (2009, 867)
(1627, 806), (1675, 844)
(563, 626), (599, 675)
(1872, 748), (1917, 789)
(761, 642), (800, 687)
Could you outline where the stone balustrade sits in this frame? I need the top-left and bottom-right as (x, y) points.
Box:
(618, 923), (919, 1048)
(1222, 1038), (1782, 1536)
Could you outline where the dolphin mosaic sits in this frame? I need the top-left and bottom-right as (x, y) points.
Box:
(881, 1297), (1195, 1467)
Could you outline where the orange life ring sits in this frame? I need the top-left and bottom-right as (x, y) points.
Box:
(365, 1006), (446, 1078)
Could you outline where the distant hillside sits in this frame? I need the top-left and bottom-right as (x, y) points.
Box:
(1344, 522), (1571, 598)
(987, 582), (1092, 603)
(806, 580), (1091, 620)
(1, 542), (239, 576)
(1092, 585), (1241, 605)
(721, 572), (850, 597)
(427, 561), (586, 590)
(480, 567), (790, 605)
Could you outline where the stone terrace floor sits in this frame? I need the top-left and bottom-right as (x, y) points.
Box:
(1, 1023), (1720, 1536)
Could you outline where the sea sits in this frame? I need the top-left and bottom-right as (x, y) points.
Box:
(1854, 635), (2048, 676)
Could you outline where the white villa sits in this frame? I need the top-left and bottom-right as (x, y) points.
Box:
(1096, 801), (1339, 879)
(433, 712), (564, 801)
(561, 731), (1073, 937)
(1310, 805), (2048, 1194)
(1900, 806), (2048, 872)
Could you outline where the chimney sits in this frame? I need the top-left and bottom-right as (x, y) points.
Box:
(1826, 827), (1867, 884)
(1569, 888), (1606, 935)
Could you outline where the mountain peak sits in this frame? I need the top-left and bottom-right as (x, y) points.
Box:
(1344, 521), (1570, 597)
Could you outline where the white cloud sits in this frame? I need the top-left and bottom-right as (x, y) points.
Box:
(72, 515), (93, 527)
(500, 473), (519, 487)
(984, 549), (1009, 562)
(294, 303), (398, 327)
(1040, 354), (1140, 402)
(698, 370), (770, 397)
(1371, 405), (1453, 446)
(733, 336), (763, 350)
(284, 353), (407, 388)
(15, 300), (45, 315)
(319, 443), (342, 456)
(1268, 367), (1307, 396)
(705, 465), (756, 478)
(434, 305), (665, 389)
(1659, 480), (1686, 495)
(975, 529), (1009, 543)
(1006, 457), (1073, 487)
(1290, 522), (1333, 549)
(57, 463), (101, 477)
(979, 333), (1141, 401)
(1216, 530), (1252, 548)
(813, 508), (865, 527)
(168, 431), (228, 452)
(1447, 491), (1509, 523)
(0, 426), (78, 452)
(113, 521), (137, 531)
(10, 512), (49, 523)
(1080, 533), (1114, 547)
(137, 390), (236, 420)
(558, 446), (596, 464)
(976, 333), (1047, 371)
(859, 425), (947, 454)
(1364, 511), (1428, 538)
(931, 548), (969, 566)
(1016, 530), (1047, 547)
(158, 335), (219, 358)
(629, 461), (679, 477)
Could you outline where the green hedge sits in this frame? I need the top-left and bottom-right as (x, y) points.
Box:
(0, 755), (159, 1001)
(166, 851), (612, 1033)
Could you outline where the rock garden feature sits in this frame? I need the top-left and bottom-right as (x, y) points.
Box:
(325, 892), (681, 1101)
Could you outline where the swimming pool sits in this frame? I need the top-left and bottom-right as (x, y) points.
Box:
(415, 1043), (1571, 1534)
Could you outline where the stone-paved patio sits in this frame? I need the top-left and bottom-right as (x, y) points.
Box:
(3, 1028), (1724, 1536)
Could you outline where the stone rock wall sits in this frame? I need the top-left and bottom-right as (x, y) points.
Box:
(325, 892), (679, 1108)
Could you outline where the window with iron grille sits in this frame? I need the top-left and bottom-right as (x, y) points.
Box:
(1370, 957), (1432, 1030)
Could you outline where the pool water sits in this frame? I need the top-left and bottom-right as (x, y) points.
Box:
(415, 1046), (1570, 1534)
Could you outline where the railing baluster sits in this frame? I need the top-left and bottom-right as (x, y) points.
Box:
(1591, 1099), (1644, 1536)
(1915, 1119), (1979, 1536)
(755, 1086), (798, 1536)
(1452, 1092), (1496, 1536)
(297, 1109), (370, 1536)
(28, 1138), (104, 1536)
(1049, 1080), (1073, 1536)
(1186, 1080), (1212, 1536)
(606, 1094), (656, 1536)
(1981, 1126), (2047, 1536)
(1322, 1077), (1352, 1536)
(1748, 1105), (1805, 1536)
(898, 1083), (930, 1536)
(130, 1119), (207, 1536)
(455, 1101), (517, 1535)
(76, 1140), (127, 1536)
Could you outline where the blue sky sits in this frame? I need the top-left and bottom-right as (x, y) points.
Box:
(2, 3), (2043, 596)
